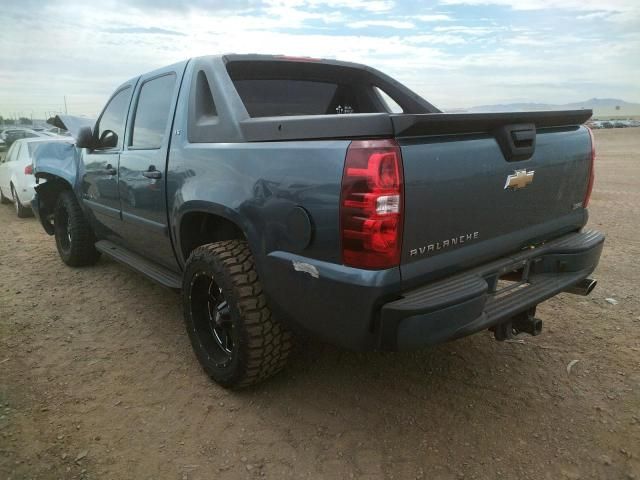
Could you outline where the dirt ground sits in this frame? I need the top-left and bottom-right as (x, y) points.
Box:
(1, 128), (639, 480)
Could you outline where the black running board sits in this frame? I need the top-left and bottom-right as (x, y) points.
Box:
(95, 240), (182, 289)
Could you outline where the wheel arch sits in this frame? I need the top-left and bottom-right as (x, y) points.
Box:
(33, 174), (75, 235)
(175, 202), (253, 266)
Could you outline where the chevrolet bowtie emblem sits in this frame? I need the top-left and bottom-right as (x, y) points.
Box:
(504, 169), (535, 190)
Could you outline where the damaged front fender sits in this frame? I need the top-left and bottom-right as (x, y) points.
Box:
(32, 141), (79, 187)
(31, 141), (81, 235)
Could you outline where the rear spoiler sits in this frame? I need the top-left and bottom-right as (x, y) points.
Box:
(237, 110), (592, 142)
(391, 110), (593, 137)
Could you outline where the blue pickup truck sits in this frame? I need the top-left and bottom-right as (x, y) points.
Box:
(32, 54), (604, 388)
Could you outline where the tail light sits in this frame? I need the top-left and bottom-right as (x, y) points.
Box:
(584, 127), (596, 207)
(24, 164), (33, 175)
(340, 139), (403, 269)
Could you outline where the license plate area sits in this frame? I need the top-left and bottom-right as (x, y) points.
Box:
(486, 260), (532, 298)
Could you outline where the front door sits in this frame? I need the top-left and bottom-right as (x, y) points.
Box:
(118, 64), (185, 270)
(80, 84), (135, 240)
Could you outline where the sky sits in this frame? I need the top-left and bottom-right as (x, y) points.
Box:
(0, 0), (638, 118)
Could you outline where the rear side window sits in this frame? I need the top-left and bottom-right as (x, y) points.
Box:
(227, 60), (382, 118)
(20, 143), (30, 161)
(233, 79), (358, 117)
(131, 74), (176, 149)
(9, 144), (23, 162)
(375, 86), (404, 113)
(4, 143), (17, 162)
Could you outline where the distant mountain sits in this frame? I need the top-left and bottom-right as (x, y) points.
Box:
(452, 98), (640, 117)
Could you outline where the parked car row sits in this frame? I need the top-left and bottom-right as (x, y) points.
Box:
(0, 137), (75, 217)
(587, 119), (640, 129)
(0, 127), (71, 152)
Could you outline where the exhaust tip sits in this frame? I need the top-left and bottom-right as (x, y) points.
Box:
(565, 278), (597, 296)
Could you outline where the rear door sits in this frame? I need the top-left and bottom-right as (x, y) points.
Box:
(81, 83), (136, 239)
(117, 63), (186, 269)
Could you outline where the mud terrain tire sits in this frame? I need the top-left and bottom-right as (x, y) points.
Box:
(183, 240), (294, 388)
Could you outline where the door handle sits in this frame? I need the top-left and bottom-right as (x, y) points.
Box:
(104, 165), (116, 175)
(142, 170), (162, 179)
(494, 123), (536, 162)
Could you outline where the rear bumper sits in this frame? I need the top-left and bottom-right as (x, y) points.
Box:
(262, 229), (604, 352)
(380, 230), (604, 350)
(17, 181), (39, 207)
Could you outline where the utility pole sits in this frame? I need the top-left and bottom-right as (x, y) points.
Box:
(64, 96), (68, 114)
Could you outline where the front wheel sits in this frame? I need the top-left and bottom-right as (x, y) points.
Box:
(182, 240), (294, 388)
(54, 191), (100, 266)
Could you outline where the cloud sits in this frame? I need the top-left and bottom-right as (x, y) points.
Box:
(576, 11), (613, 20)
(264, 0), (395, 13)
(297, 0), (395, 12)
(106, 26), (186, 36)
(437, 0), (638, 12)
(0, 0), (638, 117)
(406, 34), (466, 45)
(433, 25), (503, 35)
(348, 20), (415, 29)
(107, 0), (256, 11)
(414, 14), (453, 21)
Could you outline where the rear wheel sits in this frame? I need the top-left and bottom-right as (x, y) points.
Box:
(183, 240), (294, 388)
(54, 191), (100, 266)
(11, 185), (31, 218)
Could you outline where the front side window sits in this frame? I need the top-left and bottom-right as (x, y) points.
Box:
(131, 74), (176, 149)
(96, 86), (131, 150)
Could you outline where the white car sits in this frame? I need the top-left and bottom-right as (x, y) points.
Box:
(0, 137), (74, 217)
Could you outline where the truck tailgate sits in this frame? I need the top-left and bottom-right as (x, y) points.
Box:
(393, 111), (593, 288)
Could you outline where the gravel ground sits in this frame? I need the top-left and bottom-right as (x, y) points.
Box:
(0, 128), (639, 480)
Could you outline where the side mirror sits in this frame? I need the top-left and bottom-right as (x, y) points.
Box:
(75, 126), (94, 149)
(98, 130), (118, 149)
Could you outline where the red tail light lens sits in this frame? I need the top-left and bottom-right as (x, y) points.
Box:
(24, 164), (33, 175)
(340, 139), (403, 269)
(584, 127), (596, 207)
